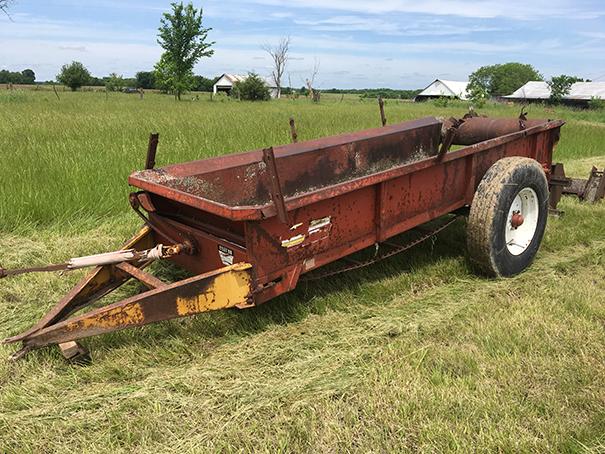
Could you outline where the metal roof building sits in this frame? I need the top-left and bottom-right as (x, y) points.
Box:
(213, 73), (278, 98)
(415, 79), (469, 101)
(213, 74), (247, 94)
(504, 81), (605, 103)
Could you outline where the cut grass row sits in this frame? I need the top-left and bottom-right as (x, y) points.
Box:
(0, 197), (603, 452)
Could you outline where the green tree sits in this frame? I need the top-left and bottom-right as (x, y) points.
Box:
(231, 73), (271, 101)
(153, 53), (176, 93)
(468, 83), (488, 108)
(468, 63), (542, 97)
(57, 61), (91, 91)
(548, 75), (584, 104)
(135, 71), (156, 89)
(192, 75), (217, 92)
(21, 69), (35, 84)
(105, 72), (124, 92)
(156, 2), (214, 100)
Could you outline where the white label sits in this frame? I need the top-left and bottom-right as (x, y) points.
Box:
(218, 244), (234, 265)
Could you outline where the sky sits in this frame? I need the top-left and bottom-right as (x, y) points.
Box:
(1, 0), (605, 89)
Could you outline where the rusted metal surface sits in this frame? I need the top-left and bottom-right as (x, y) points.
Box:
(4, 114), (565, 359)
(262, 147), (290, 224)
(4, 226), (156, 356)
(9, 263), (253, 350)
(128, 117), (443, 220)
(552, 164), (605, 204)
(145, 133), (159, 170)
(580, 167), (605, 203)
(549, 162), (570, 211)
(438, 118), (462, 160)
(116, 262), (166, 289)
(443, 116), (548, 146)
(301, 215), (460, 281)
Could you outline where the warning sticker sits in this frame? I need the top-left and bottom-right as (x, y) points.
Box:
(218, 244), (234, 265)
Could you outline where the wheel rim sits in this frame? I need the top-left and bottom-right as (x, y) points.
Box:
(505, 187), (539, 256)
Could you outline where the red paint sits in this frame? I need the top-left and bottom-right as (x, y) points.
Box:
(128, 117), (564, 305)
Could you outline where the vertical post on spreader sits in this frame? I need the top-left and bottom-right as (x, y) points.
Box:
(289, 117), (298, 143)
(145, 133), (160, 170)
(378, 96), (387, 127)
(262, 147), (290, 224)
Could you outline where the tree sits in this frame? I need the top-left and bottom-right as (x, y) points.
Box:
(192, 75), (216, 92)
(105, 73), (124, 92)
(262, 37), (290, 99)
(305, 58), (320, 102)
(156, 2), (214, 100)
(136, 71), (156, 89)
(21, 69), (35, 84)
(57, 61), (91, 91)
(153, 53), (175, 93)
(548, 75), (584, 105)
(468, 63), (543, 97)
(0, 69), (36, 84)
(231, 73), (270, 101)
(0, 0), (12, 17)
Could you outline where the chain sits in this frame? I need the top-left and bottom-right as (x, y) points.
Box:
(300, 215), (460, 282)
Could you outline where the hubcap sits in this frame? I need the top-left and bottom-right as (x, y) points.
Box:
(505, 187), (539, 256)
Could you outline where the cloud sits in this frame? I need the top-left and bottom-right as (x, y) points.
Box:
(1, 0), (603, 87)
(294, 15), (502, 36)
(246, 0), (604, 20)
(58, 45), (87, 52)
(579, 31), (605, 39)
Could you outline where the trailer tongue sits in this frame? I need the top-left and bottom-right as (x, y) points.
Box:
(2, 114), (564, 361)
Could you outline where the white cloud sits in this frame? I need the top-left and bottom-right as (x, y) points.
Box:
(247, 0), (604, 20)
(1, 0), (603, 87)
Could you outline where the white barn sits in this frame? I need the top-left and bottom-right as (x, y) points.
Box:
(212, 73), (279, 98)
(504, 81), (605, 105)
(415, 79), (469, 101)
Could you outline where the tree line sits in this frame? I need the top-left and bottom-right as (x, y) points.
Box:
(467, 62), (591, 105)
(0, 69), (36, 84)
(5, 1), (593, 105)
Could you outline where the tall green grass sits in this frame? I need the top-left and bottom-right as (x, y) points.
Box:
(0, 91), (604, 452)
(0, 90), (603, 230)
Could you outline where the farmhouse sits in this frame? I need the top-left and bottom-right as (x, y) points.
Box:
(415, 79), (469, 101)
(212, 73), (279, 98)
(504, 81), (605, 106)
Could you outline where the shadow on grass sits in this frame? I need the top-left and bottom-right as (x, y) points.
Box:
(63, 218), (472, 359)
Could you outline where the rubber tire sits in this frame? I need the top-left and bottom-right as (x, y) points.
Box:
(467, 157), (549, 277)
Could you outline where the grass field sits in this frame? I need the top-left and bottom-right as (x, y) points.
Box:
(0, 90), (604, 452)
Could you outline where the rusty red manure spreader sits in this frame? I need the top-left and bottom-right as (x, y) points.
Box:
(2, 114), (565, 361)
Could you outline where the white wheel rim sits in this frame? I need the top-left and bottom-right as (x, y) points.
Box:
(505, 187), (539, 256)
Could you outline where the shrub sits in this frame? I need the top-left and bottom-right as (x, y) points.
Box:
(548, 74), (583, 105)
(432, 97), (449, 107)
(468, 84), (488, 108)
(57, 61), (91, 91)
(105, 73), (124, 92)
(589, 96), (605, 110)
(232, 73), (271, 101)
(212, 92), (230, 102)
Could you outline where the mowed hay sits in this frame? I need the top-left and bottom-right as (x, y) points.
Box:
(0, 91), (604, 452)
